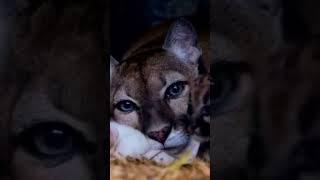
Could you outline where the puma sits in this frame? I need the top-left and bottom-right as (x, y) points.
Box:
(110, 18), (210, 158)
(0, 1), (107, 180)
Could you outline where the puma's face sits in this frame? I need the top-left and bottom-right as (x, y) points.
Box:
(110, 19), (202, 154)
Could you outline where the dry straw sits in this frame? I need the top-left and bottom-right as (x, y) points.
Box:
(110, 153), (210, 180)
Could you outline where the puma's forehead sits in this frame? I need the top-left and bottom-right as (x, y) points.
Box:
(118, 51), (197, 78)
(113, 70), (188, 104)
(112, 51), (197, 103)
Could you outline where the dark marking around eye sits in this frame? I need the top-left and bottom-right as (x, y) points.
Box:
(115, 100), (139, 113)
(165, 81), (187, 100)
(159, 73), (167, 87)
(187, 103), (193, 115)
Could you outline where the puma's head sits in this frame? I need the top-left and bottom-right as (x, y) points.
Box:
(110, 19), (202, 154)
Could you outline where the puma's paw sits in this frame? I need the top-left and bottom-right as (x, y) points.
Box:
(144, 149), (176, 165)
(110, 121), (163, 158)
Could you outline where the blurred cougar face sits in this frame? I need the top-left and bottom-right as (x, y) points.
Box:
(0, 2), (106, 180)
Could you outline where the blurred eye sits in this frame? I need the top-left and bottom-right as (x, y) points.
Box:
(115, 100), (139, 113)
(212, 61), (250, 112)
(165, 81), (187, 99)
(212, 63), (238, 106)
(16, 122), (94, 160)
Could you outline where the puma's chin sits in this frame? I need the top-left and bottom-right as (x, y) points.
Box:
(163, 128), (190, 155)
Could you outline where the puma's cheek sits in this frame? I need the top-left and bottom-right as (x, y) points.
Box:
(113, 111), (140, 129)
(169, 85), (190, 116)
(145, 150), (176, 165)
(110, 122), (163, 158)
(169, 97), (189, 115)
(110, 126), (118, 148)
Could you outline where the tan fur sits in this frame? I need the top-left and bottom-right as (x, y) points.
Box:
(110, 19), (209, 156)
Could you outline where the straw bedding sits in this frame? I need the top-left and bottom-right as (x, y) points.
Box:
(110, 155), (210, 180)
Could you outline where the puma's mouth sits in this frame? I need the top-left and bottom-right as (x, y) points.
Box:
(163, 128), (190, 155)
(164, 145), (187, 155)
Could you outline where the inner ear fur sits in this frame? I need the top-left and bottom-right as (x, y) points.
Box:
(162, 18), (202, 65)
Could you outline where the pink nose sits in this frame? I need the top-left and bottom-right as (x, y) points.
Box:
(147, 126), (171, 144)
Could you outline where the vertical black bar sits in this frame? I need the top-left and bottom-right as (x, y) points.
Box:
(4, 1), (109, 180)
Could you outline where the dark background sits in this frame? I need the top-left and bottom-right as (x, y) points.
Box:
(110, 0), (209, 60)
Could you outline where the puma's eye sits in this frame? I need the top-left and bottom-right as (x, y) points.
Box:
(165, 81), (187, 99)
(212, 61), (250, 113)
(212, 65), (237, 106)
(115, 100), (138, 113)
(16, 122), (94, 160)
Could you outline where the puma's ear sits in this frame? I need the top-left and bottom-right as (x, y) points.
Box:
(163, 18), (202, 65)
(110, 55), (118, 82)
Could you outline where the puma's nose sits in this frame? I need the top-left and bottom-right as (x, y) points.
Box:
(147, 126), (171, 144)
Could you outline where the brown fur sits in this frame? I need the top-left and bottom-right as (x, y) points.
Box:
(189, 74), (211, 161)
(110, 19), (210, 156)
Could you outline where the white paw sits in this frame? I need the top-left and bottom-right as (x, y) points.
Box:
(143, 149), (176, 165)
(110, 121), (163, 158)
